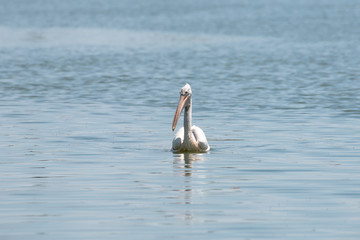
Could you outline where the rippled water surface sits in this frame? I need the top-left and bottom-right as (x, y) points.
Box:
(1, 0), (360, 239)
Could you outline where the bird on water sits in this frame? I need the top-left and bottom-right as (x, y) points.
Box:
(171, 83), (210, 153)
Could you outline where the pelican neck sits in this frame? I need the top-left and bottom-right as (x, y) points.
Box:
(184, 99), (193, 140)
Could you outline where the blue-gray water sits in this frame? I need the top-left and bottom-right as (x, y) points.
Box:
(1, 0), (360, 239)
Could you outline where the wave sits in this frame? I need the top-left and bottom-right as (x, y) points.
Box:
(0, 27), (268, 48)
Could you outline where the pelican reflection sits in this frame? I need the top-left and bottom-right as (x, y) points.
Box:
(172, 153), (206, 207)
(173, 153), (205, 177)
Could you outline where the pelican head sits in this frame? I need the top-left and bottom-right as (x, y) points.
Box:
(172, 83), (192, 131)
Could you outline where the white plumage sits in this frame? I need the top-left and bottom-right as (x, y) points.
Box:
(172, 83), (210, 153)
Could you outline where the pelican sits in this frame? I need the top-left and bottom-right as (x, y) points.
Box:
(172, 83), (210, 153)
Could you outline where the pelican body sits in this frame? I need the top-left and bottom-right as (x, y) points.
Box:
(172, 84), (210, 153)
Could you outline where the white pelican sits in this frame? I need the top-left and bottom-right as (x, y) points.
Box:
(172, 83), (210, 153)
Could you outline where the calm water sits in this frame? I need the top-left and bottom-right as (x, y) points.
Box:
(1, 0), (360, 239)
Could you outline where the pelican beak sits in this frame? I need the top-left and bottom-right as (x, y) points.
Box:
(172, 95), (189, 131)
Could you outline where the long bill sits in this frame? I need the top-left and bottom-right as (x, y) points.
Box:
(172, 95), (189, 131)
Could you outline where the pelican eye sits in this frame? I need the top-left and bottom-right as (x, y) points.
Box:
(185, 91), (188, 95)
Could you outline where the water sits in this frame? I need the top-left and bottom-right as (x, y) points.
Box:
(1, 0), (360, 239)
